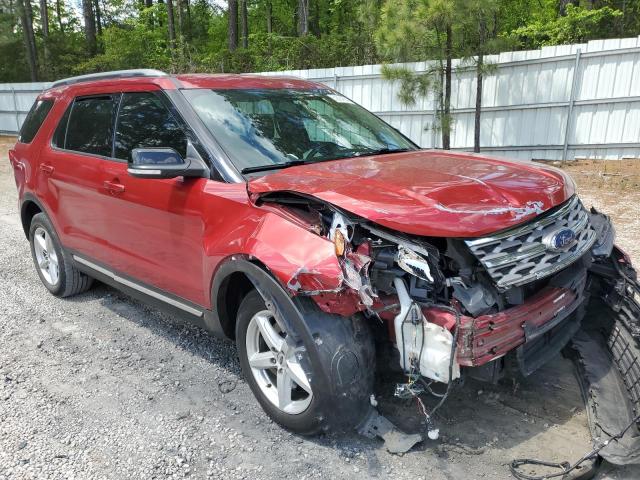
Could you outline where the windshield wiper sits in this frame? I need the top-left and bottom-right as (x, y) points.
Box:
(241, 148), (413, 174)
(241, 160), (307, 174)
(241, 155), (352, 174)
(355, 147), (413, 157)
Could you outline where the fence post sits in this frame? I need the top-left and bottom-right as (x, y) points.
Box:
(333, 72), (339, 90)
(11, 87), (20, 134)
(562, 48), (582, 162)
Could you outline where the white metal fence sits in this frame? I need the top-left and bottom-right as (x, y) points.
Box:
(3, 36), (640, 161)
(0, 82), (51, 136)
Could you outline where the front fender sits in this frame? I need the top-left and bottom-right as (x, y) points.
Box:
(205, 210), (344, 298)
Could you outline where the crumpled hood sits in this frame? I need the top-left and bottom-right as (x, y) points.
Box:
(248, 150), (575, 238)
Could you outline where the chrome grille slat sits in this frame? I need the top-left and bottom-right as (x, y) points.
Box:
(464, 196), (596, 289)
(482, 244), (547, 268)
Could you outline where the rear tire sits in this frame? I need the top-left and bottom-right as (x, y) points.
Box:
(29, 213), (93, 297)
(236, 290), (322, 435)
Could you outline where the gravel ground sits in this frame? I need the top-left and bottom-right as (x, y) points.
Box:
(1, 135), (639, 479)
(553, 158), (640, 263)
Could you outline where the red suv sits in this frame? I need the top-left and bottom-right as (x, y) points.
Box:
(8, 69), (640, 441)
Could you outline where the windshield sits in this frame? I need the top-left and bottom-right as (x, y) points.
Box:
(182, 88), (417, 174)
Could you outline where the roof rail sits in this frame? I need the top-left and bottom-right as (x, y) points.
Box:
(50, 69), (168, 89)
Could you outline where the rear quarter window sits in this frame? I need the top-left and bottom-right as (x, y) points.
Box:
(51, 102), (72, 148)
(19, 99), (54, 144)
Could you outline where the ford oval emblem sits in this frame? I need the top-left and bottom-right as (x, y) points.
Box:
(544, 228), (577, 252)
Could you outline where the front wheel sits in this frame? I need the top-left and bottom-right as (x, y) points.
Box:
(236, 290), (322, 435)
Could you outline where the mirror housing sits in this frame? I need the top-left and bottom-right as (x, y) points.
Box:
(128, 145), (208, 179)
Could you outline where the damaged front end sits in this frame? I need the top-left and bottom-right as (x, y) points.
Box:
(257, 191), (640, 461)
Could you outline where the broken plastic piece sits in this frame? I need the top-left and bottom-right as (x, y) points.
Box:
(357, 409), (423, 454)
(341, 251), (375, 307)
(329, 212), (352, 242)
(452, 282), (496, 317)
(427, 428), (440, 440)
(397, 246), (434, 282)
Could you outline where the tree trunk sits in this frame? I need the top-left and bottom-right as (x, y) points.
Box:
(185, 0), (191, 40)
(82, 0), (97, 55)
(166, 0), (176, 49)
(474, 18), (487, 154)
(55, 0), (63, 31)
(240, 0), (248, 48)
(474, 53), (483, 153)
(94, 0), (102, 36)
(39, 0), (50, 71)
(297, 0), (309, 36)
(158, 0), (164, 27)
(310, 0), (320, 36)
(143, 0), (153, 29)
(266, 0), (272, 34)
(443, 24), (452, 150)
(17, 0), (39, 81)
(228, 0), (238, 51)
(176, 0), (184, 37)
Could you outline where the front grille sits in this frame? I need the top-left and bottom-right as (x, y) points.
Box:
(464, 196), (597, 290)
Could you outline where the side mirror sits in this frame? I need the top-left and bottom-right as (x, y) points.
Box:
(128, 146), (208, 179)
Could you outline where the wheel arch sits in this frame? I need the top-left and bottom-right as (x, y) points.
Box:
(20, 194), (50, 238)
(209, 255), (284, 340)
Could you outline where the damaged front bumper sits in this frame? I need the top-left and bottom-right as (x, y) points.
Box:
(434, 284), (584, 368)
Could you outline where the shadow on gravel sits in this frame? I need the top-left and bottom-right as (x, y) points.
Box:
(378, 357), (585, 449)
(65, 282), (241, 376)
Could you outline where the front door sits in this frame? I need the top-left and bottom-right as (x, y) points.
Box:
(99, 91), (209, 306)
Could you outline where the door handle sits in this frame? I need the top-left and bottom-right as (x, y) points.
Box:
(103, 180), (125, 195)
(39, 164), (54, 175)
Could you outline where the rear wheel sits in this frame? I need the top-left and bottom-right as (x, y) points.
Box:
(29, 213), (93, 297)
(236, 290), (321, 434)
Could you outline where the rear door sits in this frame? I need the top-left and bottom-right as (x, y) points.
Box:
(42, 94), (120, 265)
(99, 91), (209, 306)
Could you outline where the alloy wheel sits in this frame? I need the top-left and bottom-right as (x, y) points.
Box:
(245, 310), (313, 414)
(33, 227), (60, 286)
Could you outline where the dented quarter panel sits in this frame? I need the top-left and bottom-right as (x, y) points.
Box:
(248, 150), (575, 238)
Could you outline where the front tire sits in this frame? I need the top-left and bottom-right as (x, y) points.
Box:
(236, 290), (322, 435)
(29, 213), (93, 297)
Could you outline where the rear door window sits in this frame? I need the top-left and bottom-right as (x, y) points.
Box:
(114, 92), (187, 161)
(19, 99), (54, 144)
(64, 95), (118, 157)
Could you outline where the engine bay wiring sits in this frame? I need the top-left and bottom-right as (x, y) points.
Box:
(395, 295), (462, 440)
